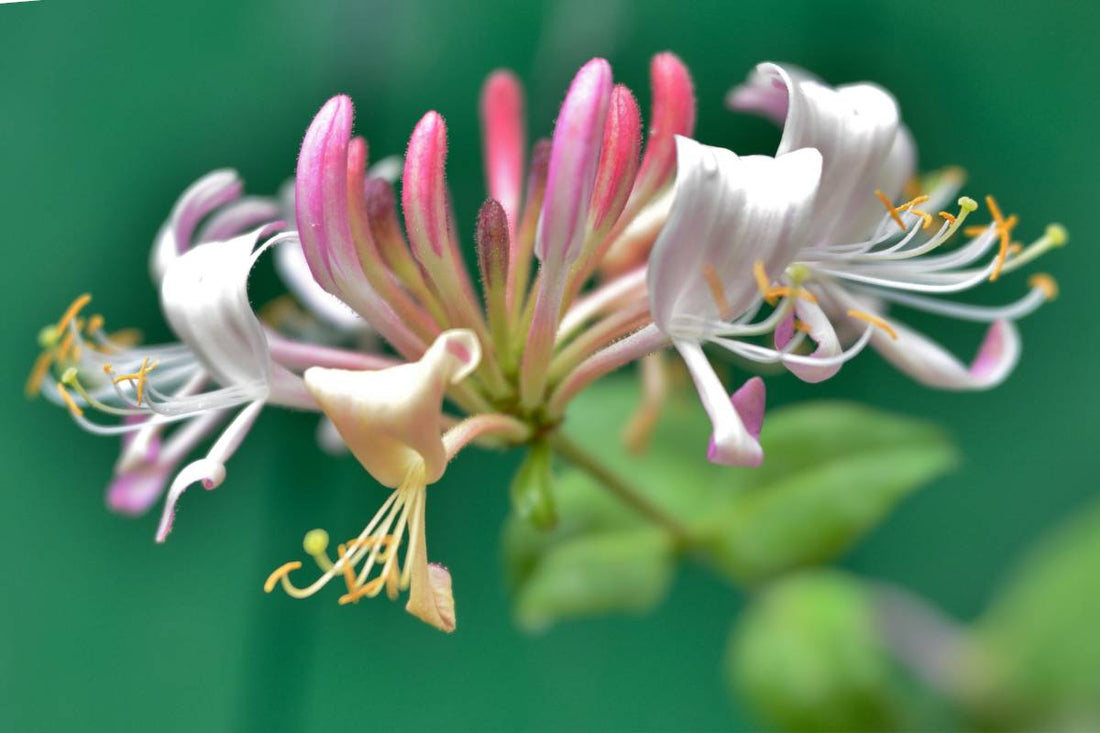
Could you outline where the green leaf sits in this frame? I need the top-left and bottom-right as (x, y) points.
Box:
(512, 527), (675, 632)
(970, 497), (1100, 727)
(557, 377), (957, 582)
(727, 570), (908, 732)
(701, 402), (958, 584)
(503, 377), (957, 628)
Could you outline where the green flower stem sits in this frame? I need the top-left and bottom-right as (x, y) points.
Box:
(550, 431), (694, 548)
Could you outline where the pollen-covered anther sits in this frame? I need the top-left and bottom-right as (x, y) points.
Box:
(112, 356), (159, 406)
(55, 383), (84, 417)
(875, 191), (930, 231)
(984, 194), (1019, 282)
(263, 561), (303, 593)
(1028, 273), (1059, 301)
(847, 309), (898, 340)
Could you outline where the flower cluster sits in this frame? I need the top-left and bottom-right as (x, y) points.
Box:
(30, 54), (1063, 632)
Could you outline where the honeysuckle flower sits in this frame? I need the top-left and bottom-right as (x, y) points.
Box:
(644, 62), (1065, 465)
(34, 224), (327, 536)
(727, 62), (1065, 389)
(264, 329), (485, 632)
(646, 137), (824, 465)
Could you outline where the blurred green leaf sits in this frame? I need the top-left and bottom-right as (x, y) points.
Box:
(504, 377), (956, 628)
(727, 570), (907, 732)
(700, 403), (958, 584)
(970, 497), (1100, 728)
(513, 527), (675, 632)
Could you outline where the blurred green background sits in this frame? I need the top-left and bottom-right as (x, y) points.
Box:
(1, 0), (1096, 730)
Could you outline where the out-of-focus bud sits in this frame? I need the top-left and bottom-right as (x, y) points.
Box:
(480, 70), (526, 237)
(633, 52), (696, 201)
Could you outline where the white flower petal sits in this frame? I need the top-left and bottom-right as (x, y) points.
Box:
(732, 63), (907, 245)
(647, 136), (821, 339)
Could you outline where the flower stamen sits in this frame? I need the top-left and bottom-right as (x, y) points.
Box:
(1028, 273), (1059, 301)
(111, 357), (159, 406)
(847, 309), (898, 340)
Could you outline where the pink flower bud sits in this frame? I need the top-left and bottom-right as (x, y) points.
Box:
(635, 52), (696, 199)
(588, 84), (641, 234)
(480, 70), (526, 237)
(476, 199), (510, 290)
(535, 58), (613, 269)
(403, 111), (452, 261)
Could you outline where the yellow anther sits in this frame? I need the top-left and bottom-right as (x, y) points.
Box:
(24, 351), (54, 398)
(986, 194), (1018, 281)
(1007, 243), (1023, 257)
(337, 543), (358, 592)
(938, 211), (957, 225)
(55, 294), (91, 334)
(847, 310), (898, 340)
(793, 319), (813, 335)
(86, 314), (105, 334)
(112, 357), (159, 405)
(875, 190), (908, 230)
(1045, 223), (1068, 247)
(909, 207), (934, 230)
(701, 263), (733, 320)
(895, 194), (930, 212)
(1028, 273), (1059, 301)
(55, 383), (84, 417)
(338, 576), (388, 605)
(303, 529), (329, 557)
(263, 561), (303, 593)
(963, 225), (990, 237)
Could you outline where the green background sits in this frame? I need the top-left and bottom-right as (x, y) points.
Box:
(1, 0), (1095, 729)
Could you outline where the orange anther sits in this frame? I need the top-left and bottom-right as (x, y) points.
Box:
(847, 310), (898, 340)
(55, 383), (84, 417)
(337, 543), (357, 592)
(1028, 273), (1058, 301)
(24, 351), (54, 398)
(938, 211), (957, 225)
(875, 190), (907, 231)
(263, 561), (303, 593)
(55, 294), (91, 334)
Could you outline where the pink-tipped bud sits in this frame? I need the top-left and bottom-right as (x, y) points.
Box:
(476, 199), (510, 290)
(635, 52), (696, 198)
(480, 70), (526, 236)
(588, 84), (641, 234)
(535, 58), (613, 269)
(403, 111), (452, 261)
(346, 136), (387, 273)
(295, 94), (356, 291)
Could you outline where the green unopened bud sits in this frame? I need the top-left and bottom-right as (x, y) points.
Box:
(510, 439), (557, 530)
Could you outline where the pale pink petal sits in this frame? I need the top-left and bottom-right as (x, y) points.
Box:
(870, 318), (1021, 390)
(676, 340), (763, 467)
(774, 299), (843, 383)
